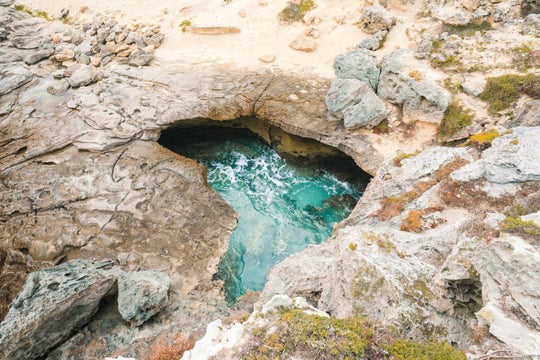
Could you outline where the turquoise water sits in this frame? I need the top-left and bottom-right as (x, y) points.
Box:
(165, 133), (365, 304)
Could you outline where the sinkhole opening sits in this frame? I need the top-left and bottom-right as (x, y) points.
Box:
(159, 118), (371, 305)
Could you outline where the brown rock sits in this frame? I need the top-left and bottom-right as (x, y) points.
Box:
(116, 32), (128, 43)
(89, 56), (102, 67)
(50, 48), (75, 62)
(258, 54), (276, 63)
(289, 34), (317, 52)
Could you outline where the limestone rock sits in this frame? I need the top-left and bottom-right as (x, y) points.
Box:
(51, 48), (75, 62)
(377, 49), (450, 124)
(67, 65), (99, 87)
(461, 73), (486, 97)
(333, 48), (380, 90)
(128, 50), (154, 66)
(505, 100), (540, 128)
(117, 271), (171, 327)
(358, 5), (397, 34)
(359, 37), (380, 51)
(23, 47), (54, 65)
(326, 78), (367, 118)
(289, 34), (317, 52)
(47, 79), (70, 95)
(0, 260), (118, 360)
(258, 54), (275, 63)
(0, 64), (33, 96)
(432, 6), (472, 25)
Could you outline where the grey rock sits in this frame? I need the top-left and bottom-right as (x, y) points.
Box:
(23, 47), (54, 65)
(67, 65), (97, 87)
(524, 14), (540, 30)
(377, 49), (450, 124)
(326, 78), (387, 129)
(359, 37), (380, 51)
(75, 39), (92, 55)
(414, 39), (433, 59)
(433, 7), (472, 26)
(96, 27), (108, 44)
(358, 5), (397, 34)
(0, 27), (7, 40)
(461, 73), (486, 97)
(492, 4), (510, 22)
(47, 79), (70, 95)
(473, 8), (490, 20)
(0, 0), (14, 6)
(128, 50), (153, 67)
(505, 100), (540, 128)
(0, 260), (118, 360)
(124, 31), (141, 45)
(117, 271), (171, 327)
(75, 52), (90, 65)
(373, 30), (388, 41)
(333, 48), (380, 90)
(0, 65), (33, 96)
(0, 52), (23, 63)
(143, 34), (163, 48)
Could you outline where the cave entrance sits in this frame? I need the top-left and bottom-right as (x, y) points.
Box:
(159, 117), (371, 305)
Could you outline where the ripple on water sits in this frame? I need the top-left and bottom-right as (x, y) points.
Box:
(170, 136), (363, 304)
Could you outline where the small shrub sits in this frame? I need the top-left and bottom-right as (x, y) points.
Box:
(431, 55), (462, 69)
(479, 74), (540, 113)
(278, 0), (315, 24)
(500, 216), (540, 239)
(409, 70), (424, 82)
(388, 339), (467, 360)
(438, 102), (473, 141)
(147, 334), (195, 360)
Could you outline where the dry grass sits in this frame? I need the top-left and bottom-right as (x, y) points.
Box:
(146, 333), (195, 360)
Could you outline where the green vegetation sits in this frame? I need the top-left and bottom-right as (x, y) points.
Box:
(373, 119), (390, 134)
(442, 21), (493, 38)
(438, 102), (473, 141)
(14, 5), (53, 21)
(479, 74), (540, 113)
(467, 128), (501, 144)
(431, 55), (462, 69)
(179, 20), (192, 32)
(278, 0), (315, 24)
(348, 243), (358, 251)
(501, 216), (540, 238)
(393, 152), (418, 167)
(238, 307), (466, 360)
(409, 70), (424, 82)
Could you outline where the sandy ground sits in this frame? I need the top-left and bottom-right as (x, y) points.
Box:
(20, 0), (419, 78)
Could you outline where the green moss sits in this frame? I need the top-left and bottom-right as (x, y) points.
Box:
(479, 74), (540, 114)
(442, 21), (493, 38)
(501, 216), (540, 238)
(278, 0), (315, 24)
(431, 55), (462, 69)
(348, 243), (358, 251)
(14, 5), (54, 21)
(438, 102), (473, 141)
(431, 40), (444, 53)
(388, 340), (467, 360)
(467, 128), (500, 144)
(409, 70), (424, 82)
(179, 19), (192, 32)
(507, 204), (528, 217)
(238, 307), (464, 360)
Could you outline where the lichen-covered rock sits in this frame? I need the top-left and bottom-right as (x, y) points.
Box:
(377, 49), (450, 124)
(0, 260), (119, 360)
(117, 271), (171, 327)
(358, 5), (397, 34)
(333, 48), (380, 90)
(505, 100), (540, 128)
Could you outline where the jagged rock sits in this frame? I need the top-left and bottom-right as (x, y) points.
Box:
(47, 79), (70, 95)
(492, 4), (510, 22)
(432, 6), (472, 25)
(128, 50), (154, 66)
(0, 27), (8, 40)
(0, 0), (14, 6)
(377, 49), (450, 124)
(288, 34), (317, 52)
(51, 48), (75, 62)
(67, 65), (100, 87)
(415, 39), (433, 59)
(461, 73), (486, 97)
(358, 5), (397, 34)
(326, 78), (368, 118)
(23, 47), (54, 65)
(75, 39), (92, 55)
(505, 100), (540, 127)
(0, 64), (33, 96)
(0, 260), (119, 360)
(117, 271), (171, 327)
(359, 37), (380, 51)
(473, 8), (490, 20)
(333, 48), (380, 90)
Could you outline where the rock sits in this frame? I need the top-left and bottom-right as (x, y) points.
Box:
(492, 4), (510, 22)
(74, 39), (92, 55)
(289, 34), (317, 52)
(47, 79), (70, 95)
(117, 271), (171, 327)
(473, 8), (490, 20)
(67, 65), (100, 87)
(51, 48), (75, 62)
(258, 54), (276, 63)
(359, 37), (380, 51)
(90, 56), (102, 67)
(414, 39), (433, 59)
(0, 27), (8, 40)
(128, 50), (154, 66)
(461, 73), (486, 97)
(433, 6), (472, 25)
(505, 100), (540, 128)
(326, 78), (387, 129)
(0, 260), (118, 360)
(459, 0), (480, 11)
(0, 0), (14, 6)
(377, 49), (450, 124)
(184, 27), (241, 35)
(358, 5), (397, 34)
(23, 47), (54, 65)
(333, 48), (380, 90)
(0, 65), (33, 96)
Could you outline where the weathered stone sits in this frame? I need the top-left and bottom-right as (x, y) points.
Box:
(289, 34), (317, 52)
(23, 47), (54, 65)
(492, 4), (510, 22)
(50, 48), (75, 62)
(117, 271), (171, 327)
(67, 65), (98, 87)
(333, 48), (380, 90)
(505, 100), (540, 128)
(359, 37), (380, 51)
(461, 73), (486, 97)
(358, 5), (397, 34)
(414, 39), (433, 59)
(0, 64), (33, 96)
(258, 54), (276, 63)
(326, 78), (367, 118)
(377, 49), (450, 124)
(128, 50), (154, 66)
(0, 260), (118, 360)
(433, 6), (472, 25)
(46, 79), (70, 95)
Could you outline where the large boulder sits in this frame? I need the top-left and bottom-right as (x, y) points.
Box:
(0, 64), (33, 96)
(326, 78), (387, 129)
(117, 271), (171, 327)
(358, 5), (397, 34)
(0, 260), (119, 360)
(377, 49), (450, 124)
(333, 48), (380, 90)
(505, 100), (540, 128)
(67, 65), (101, 88)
